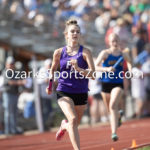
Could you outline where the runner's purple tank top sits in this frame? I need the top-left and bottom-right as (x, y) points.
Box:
(56, 45), (89, 93)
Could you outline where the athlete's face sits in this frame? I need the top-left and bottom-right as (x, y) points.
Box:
(109, 35), (120, 48)
(66, 25), (80, 42)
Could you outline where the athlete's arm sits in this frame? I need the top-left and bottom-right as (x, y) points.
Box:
(95, 50), (114, 72)
(50, 48), (62, 80)
(70, 48), (95, 79)
(83, 48), (95, 79)
(46, 48), (62, 94)
(123, 48), (132, 72)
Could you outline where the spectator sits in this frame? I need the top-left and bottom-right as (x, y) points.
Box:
(132, 29), (148, 59)
(129, 0), (145, 14)
(142, 58), (150, 116)
(134, 43), (150, 65)
(114, 18), (131, 48)
(95, 11), (111, 35)
(37, 59), (54, 130)
(18, 77), (34, 119)
(131, 62), (145, 118)
(18, 86), (35, 119)
(2, 56), (26, 135)
(0, 72), (4, 134)
(147, 19), (150, 42)
(10, 1), (25, 20)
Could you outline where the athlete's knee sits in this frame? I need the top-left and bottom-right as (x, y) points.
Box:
(69, 116), (77, 127)
(111, 87), (123, 96)
(109, 102), (117, 111)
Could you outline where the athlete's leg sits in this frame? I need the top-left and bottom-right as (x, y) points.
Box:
(75, 105), (87, 125)
(109, 87), (123, 134)
(99, 100), (109, 122)
(101, 92), (110, 113)
(90, 98), (100, 123)
(58, 97), (80, 150)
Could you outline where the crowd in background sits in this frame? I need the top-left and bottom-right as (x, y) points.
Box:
(0, 0), (150, 135)
(0, 57), (56, 135)
(0, 0), (149, 51)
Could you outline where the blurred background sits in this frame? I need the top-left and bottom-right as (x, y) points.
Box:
(0, 0), (150, 136)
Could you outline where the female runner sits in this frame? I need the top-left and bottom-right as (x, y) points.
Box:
(95, 33), (132, 141)
(46, 19), (95, 149)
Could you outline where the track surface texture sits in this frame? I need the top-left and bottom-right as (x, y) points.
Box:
(0, 118), (150, 150)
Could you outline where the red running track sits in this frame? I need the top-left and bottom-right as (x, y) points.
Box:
(0, 118), (150, 150)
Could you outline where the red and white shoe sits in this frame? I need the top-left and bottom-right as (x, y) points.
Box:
(56, 119), (68, 141)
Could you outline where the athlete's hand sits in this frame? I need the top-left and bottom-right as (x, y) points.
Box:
(106, 66), (115, 72)
(70, 59), (78, 70)
(46, 87), (52, 95)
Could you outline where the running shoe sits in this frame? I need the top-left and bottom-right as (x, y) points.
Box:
(56, 119), (68, 141)
(118, 110), (124, 127)
(111, 133), (119, 142)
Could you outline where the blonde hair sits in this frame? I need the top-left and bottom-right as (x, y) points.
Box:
(109, 33), (120, 42)
(64, 19), (80, 35)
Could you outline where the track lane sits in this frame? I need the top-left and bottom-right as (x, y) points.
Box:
(0, 118), (150, 150)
